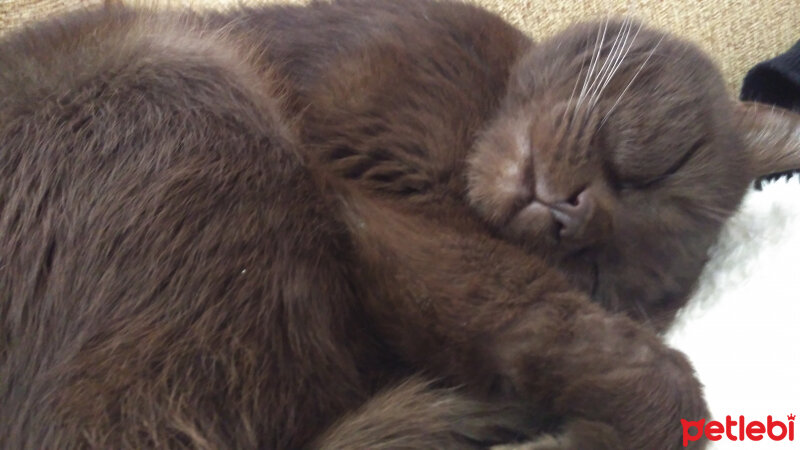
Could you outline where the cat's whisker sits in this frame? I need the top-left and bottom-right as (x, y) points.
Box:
(625, 0), (642, 21)
(576, 18), (605, 108)
(634, 300), (654, 329)
(574, 17), (609, 123)
(598, 34), (665, 131)
(562, 46), (589, 124)
(591, 19), (642, 111)
(586, 21), (629, 114)
(585, 17), (629, 112)
(590, 22), (635, 112)
(694, 200), (734, 223)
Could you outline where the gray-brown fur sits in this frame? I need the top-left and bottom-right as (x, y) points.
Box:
(2, 1), (799, 448)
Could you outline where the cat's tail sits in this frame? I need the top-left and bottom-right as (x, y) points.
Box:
(312, 376), (538, 450)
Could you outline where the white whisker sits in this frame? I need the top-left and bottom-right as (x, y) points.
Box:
(577, 20), (605, 105)
(585, 18), (629, 111)
(574, 18), (609, 121)
(598, 34), (665, 131)
(592, 19), (642, 110)
(563, 45), (589, 123)
(635, 300), (654, 328)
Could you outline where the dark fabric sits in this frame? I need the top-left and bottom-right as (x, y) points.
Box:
(741, 39), (800, 188)
(741, 39), (800, 112)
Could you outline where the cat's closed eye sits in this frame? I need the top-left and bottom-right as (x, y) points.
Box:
(606, 137), (706, 190)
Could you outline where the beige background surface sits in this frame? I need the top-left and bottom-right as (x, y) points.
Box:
(1, 0), (799, 93)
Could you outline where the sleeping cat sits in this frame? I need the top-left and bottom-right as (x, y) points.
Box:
(2, 0), (799, 448)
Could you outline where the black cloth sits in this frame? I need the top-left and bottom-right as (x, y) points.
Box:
(741, 39), (800, 112)
(740, 39), (800, 187)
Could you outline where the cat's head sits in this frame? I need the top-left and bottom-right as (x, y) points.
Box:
(468, 19), (800, 329)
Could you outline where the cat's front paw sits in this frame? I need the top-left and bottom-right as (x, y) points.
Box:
(497, 299), (709, 449)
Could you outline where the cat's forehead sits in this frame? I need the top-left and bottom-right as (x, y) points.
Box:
(514, 19), (721, 102)
(502, 19), (731, 163)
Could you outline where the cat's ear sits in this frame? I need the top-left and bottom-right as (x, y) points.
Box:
(734, 101), (800, 179)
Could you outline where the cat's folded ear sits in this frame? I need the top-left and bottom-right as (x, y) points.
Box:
(735, 101), (800, 179)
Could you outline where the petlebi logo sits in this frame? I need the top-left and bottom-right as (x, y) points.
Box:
(682, 414), (796, 446)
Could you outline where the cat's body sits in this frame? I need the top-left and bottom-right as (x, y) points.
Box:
(2, 1), (799, 448)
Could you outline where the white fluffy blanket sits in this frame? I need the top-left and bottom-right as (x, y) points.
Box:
(667, 177), (800, 449)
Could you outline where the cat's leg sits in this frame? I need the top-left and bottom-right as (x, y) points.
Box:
(492, 296), (707, 450)
(343, 198), (708, 450)
(314, 375), (538, 450)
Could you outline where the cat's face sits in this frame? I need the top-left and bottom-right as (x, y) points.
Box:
(468, 20), (755, 328)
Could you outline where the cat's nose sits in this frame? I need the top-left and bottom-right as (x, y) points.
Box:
(549, 190), (594, 241)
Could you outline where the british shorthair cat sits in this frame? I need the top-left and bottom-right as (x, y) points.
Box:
(2, 0), (799, 448)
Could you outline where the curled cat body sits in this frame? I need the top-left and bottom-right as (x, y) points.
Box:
(2, 0), (799, 448)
